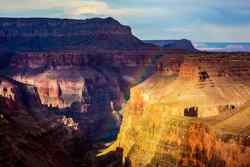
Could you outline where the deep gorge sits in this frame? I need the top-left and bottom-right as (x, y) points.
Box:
(1, 17), (250, 167)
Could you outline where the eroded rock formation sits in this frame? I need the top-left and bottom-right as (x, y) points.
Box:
(0, 17), (159, 143)
(103, 53), (250, 167)
(0, 76), (90, 167)
(0, 17), (158, 110)
(0, 17), (155, 51)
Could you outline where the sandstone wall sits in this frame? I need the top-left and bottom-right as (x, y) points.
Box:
(104, 53), (250, 166)
(106, 81), (250, 167)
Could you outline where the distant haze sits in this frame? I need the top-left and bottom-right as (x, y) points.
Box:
(194, 42), (250, 52)
(144, 40), (250, 52)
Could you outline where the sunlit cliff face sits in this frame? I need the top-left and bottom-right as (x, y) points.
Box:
(103, 53), (250, 167)
(149, 54), (250, 118)
(12, 67), (124, 112)
(13, 68), (94, 108)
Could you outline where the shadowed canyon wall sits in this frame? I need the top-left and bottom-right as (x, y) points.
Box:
(2, 17), (250, 167)
(0, 17), (149, 51)
(0, 17), (159, 143)
(0, 75), (92, 167)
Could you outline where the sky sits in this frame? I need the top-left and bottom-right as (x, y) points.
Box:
(0, 0), (250, 42)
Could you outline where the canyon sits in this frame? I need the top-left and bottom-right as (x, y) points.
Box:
(0, 17), (158, 143)
(1, 17), (250, 167)
(0, 75), (91, 167)
(0, 17), (159, 167)
(104, 52), (250, 167)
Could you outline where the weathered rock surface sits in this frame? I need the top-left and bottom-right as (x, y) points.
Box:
(155, 53), (250, 117)
(0, 17), (155, 51)
(9, 63), (126, 142)
(0, 75), (91, 167)
(103, 53), (250, 167)
(0, 17), (158, 109)
(13, 67), (118, 109)
(0, 17), (159, 143)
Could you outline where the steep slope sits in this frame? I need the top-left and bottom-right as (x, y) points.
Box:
(0, 75), (90, 167)
(0, 17), (157, 111)
(103, 53), (250, 167)
(211, 105), (250, 134)
(0, 17), (151, 51)
(154, 53), (250, 117)
(0, 17), (159, 143)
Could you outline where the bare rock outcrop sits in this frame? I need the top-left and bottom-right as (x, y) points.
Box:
(0, 17), (158, 111)
(0, 75), (91, 167)
(0, 17), (154, 51)
(0, 17), (159, 143)
(103, 53), (250, 167)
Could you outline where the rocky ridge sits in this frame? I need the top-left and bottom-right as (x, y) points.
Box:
(0, 17), (154, 51)
(103, 53), (250, 167)
(0, 17), (159, 143)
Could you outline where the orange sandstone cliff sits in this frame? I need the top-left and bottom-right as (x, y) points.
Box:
(103, 53), (250, 167)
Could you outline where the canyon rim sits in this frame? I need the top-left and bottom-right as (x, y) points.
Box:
(1, 1), (250, 167)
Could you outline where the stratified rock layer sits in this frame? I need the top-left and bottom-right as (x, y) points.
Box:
(155, 53), (250, 117)
(0, 17), (151, 51)
(104, 53), (250, 167)
(0, 17), (159, 143)
(0, 75), (90, 167)
(0, 17), (158, 111)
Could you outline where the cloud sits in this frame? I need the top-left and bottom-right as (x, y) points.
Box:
(164, 28), (192, 33)
(199, 24), (250, 42)
(65, 1), (143, 18)
(194, 43), (250, 52)
(0, 0), (143, 18)
(162, 24), (250, 42)
(0, 0), (58, 10)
